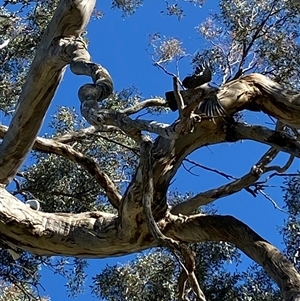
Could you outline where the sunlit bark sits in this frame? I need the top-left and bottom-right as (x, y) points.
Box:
(1, 0), (300, 299)
(0, 0), (96, 184)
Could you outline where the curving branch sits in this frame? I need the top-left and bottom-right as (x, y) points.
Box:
(216, 73), (300, 128)
(166, 73), (300, 129)
(62, 39), (184, 140)
(0, 0), (96, 185)
(171, 146), (283, 215)
(82, 105), (179, 140)
(2, 187), (300, 300)
(53, 126), (98, 143)
(163, 214), (300, 301)
(1, 0), (300, 299)
(121, 98), (167, 115)
(0, 125), (121, 209)
(0, 188), (141, 257)
(63, 37), (114, 104)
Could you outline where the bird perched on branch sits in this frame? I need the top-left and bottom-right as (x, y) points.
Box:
(165, 60), (226, 117)
(182, 60), (212, 89)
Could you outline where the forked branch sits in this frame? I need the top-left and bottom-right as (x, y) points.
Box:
(171, 144), (288, 215)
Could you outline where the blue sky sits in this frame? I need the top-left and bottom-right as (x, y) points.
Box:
(34, 1), (299, 300)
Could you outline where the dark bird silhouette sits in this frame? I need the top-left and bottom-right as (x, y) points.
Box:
(165, 60), (226, 117)
(182, 60), (212, 89)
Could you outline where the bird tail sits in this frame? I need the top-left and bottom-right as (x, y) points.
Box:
(198, 95), (228, 117)
(165, 91), (179, 111)
(166, 90), (227, 118)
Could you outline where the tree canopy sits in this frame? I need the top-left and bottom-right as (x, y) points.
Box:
(0, 0), (300, 300)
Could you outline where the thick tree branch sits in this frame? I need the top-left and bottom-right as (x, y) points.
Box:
(2, 188), (299, 299)
(64, 37), (113, 104)
(163, 214), (300, 301)
(0, 188), (154, 257)
(167, 73), (300, 129)
(226, 122), (300, 157)
(67, 53), (179, 140)
(0, 0), (96, 184)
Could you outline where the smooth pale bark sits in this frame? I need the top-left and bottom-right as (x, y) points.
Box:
(0, 188), (152, 257)
(172, 73), (300, 128)
(0, 0), (300, 299)
(0, 0), (96, 184)
(163, 214), (300, 301)
(2, 188), (300, 300)
(226, 123), (300, 157)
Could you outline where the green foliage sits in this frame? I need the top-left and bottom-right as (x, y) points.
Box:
(281, 174), (300, 269)
(0, 251), (41, 287)
(0, 0), (58, 114)
(111, 0), (143, 16)
(99, 86), (142, 111)
(149, 33), (186, 64)
(1, 0), (299, 300)
(0, 282), (50, 301)
(51, 258), (88, 298)
(237, 265), (281, 300)
(91, 245), (281, 300)
(92, 251), (178, 301)
(0, 251), (48, 300)
(193, 0), (300, 88)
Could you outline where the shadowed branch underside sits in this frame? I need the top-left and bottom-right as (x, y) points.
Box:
(1, 0), (300, 299)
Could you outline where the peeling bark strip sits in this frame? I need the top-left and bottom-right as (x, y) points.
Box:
(0, 0), (96, 184)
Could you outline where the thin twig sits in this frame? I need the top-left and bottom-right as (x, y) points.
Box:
(184, 158), (237, 180)
(258, 189), (286, 213)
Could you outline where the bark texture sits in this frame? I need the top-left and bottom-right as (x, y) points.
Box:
(0, 0), (300, 300)
(0, 0), (96, 184)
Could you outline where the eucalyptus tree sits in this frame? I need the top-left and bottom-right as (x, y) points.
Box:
(0, 0), (300, 300)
